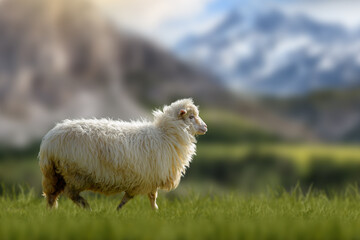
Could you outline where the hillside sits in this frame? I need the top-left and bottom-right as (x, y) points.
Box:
(0, 0), (146, 145)
(262, 88), (360, 141)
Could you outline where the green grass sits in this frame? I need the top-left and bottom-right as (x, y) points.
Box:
(2, 187), (360, 239)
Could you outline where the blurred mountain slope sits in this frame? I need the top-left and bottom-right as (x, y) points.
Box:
(120, 37), (229, 107)
(0, 0), (146, 146)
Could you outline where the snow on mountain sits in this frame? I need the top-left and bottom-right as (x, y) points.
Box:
(177, 9), (360, 96)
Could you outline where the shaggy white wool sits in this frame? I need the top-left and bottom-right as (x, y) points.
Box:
(39, 98), (205, 198)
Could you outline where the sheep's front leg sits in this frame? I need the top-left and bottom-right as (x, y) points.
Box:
(148, 190), (158, 210)
(117, 192), (133, 210)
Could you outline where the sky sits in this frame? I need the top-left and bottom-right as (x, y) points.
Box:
(92, 0), (360, 47)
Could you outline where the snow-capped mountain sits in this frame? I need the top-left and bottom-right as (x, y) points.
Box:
(177, 9), (360, 96)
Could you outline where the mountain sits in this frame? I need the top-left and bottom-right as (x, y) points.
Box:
(177, 9), (360, 96)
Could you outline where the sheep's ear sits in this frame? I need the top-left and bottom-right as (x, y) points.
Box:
(179, 109), (187, 117)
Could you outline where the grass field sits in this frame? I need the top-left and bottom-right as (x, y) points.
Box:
(1, 186), (360, 240)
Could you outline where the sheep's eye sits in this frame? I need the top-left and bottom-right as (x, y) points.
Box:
(189, 115), (194, 120)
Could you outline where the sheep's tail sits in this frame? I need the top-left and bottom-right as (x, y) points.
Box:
(39, 148), (65, 208)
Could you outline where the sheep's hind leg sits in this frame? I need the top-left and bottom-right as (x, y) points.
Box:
(117, 192), (133, 210)
(64, 187), (90, 210)
(148, 190), (158, 210)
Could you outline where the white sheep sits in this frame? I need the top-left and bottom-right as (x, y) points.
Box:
(38, 98), (207, 210)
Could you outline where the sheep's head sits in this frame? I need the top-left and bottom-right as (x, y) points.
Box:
(178, 106), (207, 136)
(173, 99), (208, 135)
(154, 98), (208, 136)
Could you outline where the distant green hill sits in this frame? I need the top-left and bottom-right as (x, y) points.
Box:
(200, 109), (281, 144)
(262, 88), (360, 142)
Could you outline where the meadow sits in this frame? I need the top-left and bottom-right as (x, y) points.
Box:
(1, 186), (360, 240)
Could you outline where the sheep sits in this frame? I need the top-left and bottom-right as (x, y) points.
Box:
(38, 98), (207, 210)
